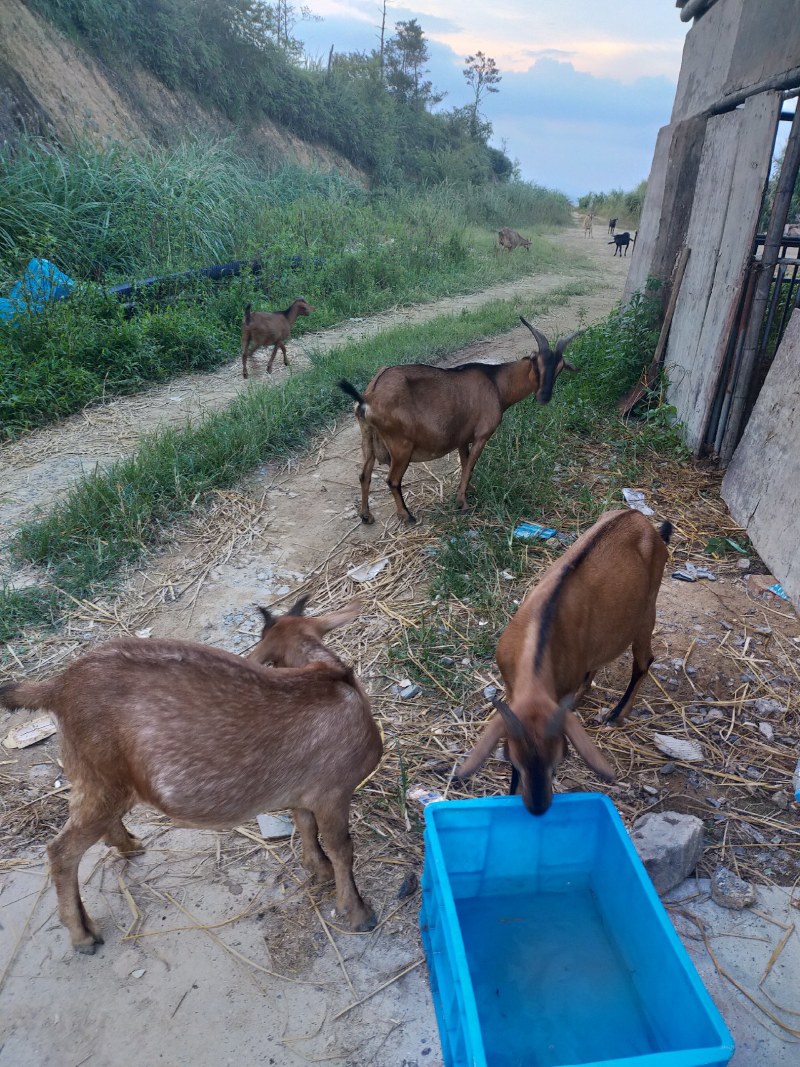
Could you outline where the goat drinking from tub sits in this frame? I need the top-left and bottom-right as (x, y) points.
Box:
(337, 318), (581, 525)
(240, 297), (314, 378)
(456, 510), (672, 814)
(0, 597), (381, 952)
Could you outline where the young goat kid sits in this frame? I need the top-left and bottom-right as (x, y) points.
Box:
(0, 598), (381, 953)
(337, 318), (581, 524)
(456, 510), (672, 814)
(240, 297), (313, 378)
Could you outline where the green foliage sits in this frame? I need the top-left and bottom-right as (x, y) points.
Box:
(578, 182), (647, 227)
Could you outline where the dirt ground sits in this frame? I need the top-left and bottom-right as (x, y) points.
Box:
(2, 219), (799, 1066)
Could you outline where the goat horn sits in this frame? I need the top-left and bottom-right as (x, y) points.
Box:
(519, 316), (551, 353)
(491, 695), (527, 741)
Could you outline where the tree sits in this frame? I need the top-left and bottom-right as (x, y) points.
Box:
(463, 51), (501, 138)
(385, 19), (443, 110)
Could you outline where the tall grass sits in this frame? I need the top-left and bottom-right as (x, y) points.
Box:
(578, 182), (647, 228)
(0, 139), (576, 436)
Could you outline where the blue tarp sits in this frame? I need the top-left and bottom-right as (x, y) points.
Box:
(0, 258), (75, 322)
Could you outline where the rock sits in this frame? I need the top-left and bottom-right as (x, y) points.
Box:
(772, 790), (790, 811)
(710, 865), (756, 910)
(758, 721), (774, 741)
(658, 761), (676, 776)
(440, 656), (455, 666)
(483, 685), (498, 701)
(629, 811), (704, 894)
(753, 698), (783, 717)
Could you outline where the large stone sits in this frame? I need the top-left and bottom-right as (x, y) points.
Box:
(710, 865), (756, 910)
(630, 811), (704, 894)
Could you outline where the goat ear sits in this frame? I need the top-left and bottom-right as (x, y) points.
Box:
(287, 594), (312, 617)
(456, 713), (505, 778)
(317, 599), (362, 633)
(543, 694), (575, 740)
(519, 316), (551, 354)
(556, 330), (584, 356)
(564, 711), (615, 782)
(257, 606), (276, 631)
(562, 360), (579, 373)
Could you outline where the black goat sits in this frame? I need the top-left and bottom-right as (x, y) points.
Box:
(609, 232), (631, 256)
(608, 218), (618, 234)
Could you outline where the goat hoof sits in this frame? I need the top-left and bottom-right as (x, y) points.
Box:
(404, 514), (417, 526)
(350, 909), (377, 932)
(74, 929), (104, 954)
(360, 512), (375, 525)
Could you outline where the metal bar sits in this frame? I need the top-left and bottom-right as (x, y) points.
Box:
(719, 104), (800, 463)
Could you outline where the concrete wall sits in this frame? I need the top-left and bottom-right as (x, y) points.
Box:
(722, 309), (800, 610)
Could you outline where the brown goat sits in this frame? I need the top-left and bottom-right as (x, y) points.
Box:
(0, 598), (381, 952)
(240, 298), (314, 378)
(498, 227), (531, 252)
(337, 318), (581, 524)
(583, 213), (594, 238)
(456, 510), (672, 814)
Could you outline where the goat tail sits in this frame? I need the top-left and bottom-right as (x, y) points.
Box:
(244, 303), (252, 325)
(337, 379), (367, 418)
(658, 520), (674, 545)
(0, 678), (59, 713)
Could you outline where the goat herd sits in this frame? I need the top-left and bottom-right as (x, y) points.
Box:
(2, 223), (670, 959)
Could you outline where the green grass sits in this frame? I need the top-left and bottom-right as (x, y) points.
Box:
(0, 282), (591, 643)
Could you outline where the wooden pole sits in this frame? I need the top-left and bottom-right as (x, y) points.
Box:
(719, 104), (800, 463)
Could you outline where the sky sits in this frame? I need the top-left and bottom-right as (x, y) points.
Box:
(297, 1), (690, 198)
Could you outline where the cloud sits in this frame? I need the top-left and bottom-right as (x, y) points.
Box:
(523, 48), (577, 62)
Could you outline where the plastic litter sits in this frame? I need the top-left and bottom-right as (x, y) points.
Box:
(513, 521), (574, 545)
(653, 733), (704, 762)
(347, 558), (389, 583)
(0, 258), (74, 322)
(408, 785), (445, 807)
(794, 758), (800, 803)
(256, 812), (294, 839)
(672, 562), (717, 583)
(3, 715), (58, 749)
(768, 582), (790, 602)
(621, 488), (655, 516)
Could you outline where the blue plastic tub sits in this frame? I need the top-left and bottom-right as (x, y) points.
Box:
(420, 794), (733, 1067)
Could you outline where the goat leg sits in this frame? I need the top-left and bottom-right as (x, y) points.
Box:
(455, 435), (490, 510)
(48, 814), (108, 953)
(386, 446), (416, 524)
(358, 431), (377, 524)
(267, 343), (280, 372)
(605, 626), (655, 724)
(103, 816), (144, 856)
(316, 804), (376, 931)
(293, 808), (334, 884)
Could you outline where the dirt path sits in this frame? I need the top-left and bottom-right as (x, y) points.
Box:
(11, 222), (798, 1066)
(0, 222), (627, 536)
